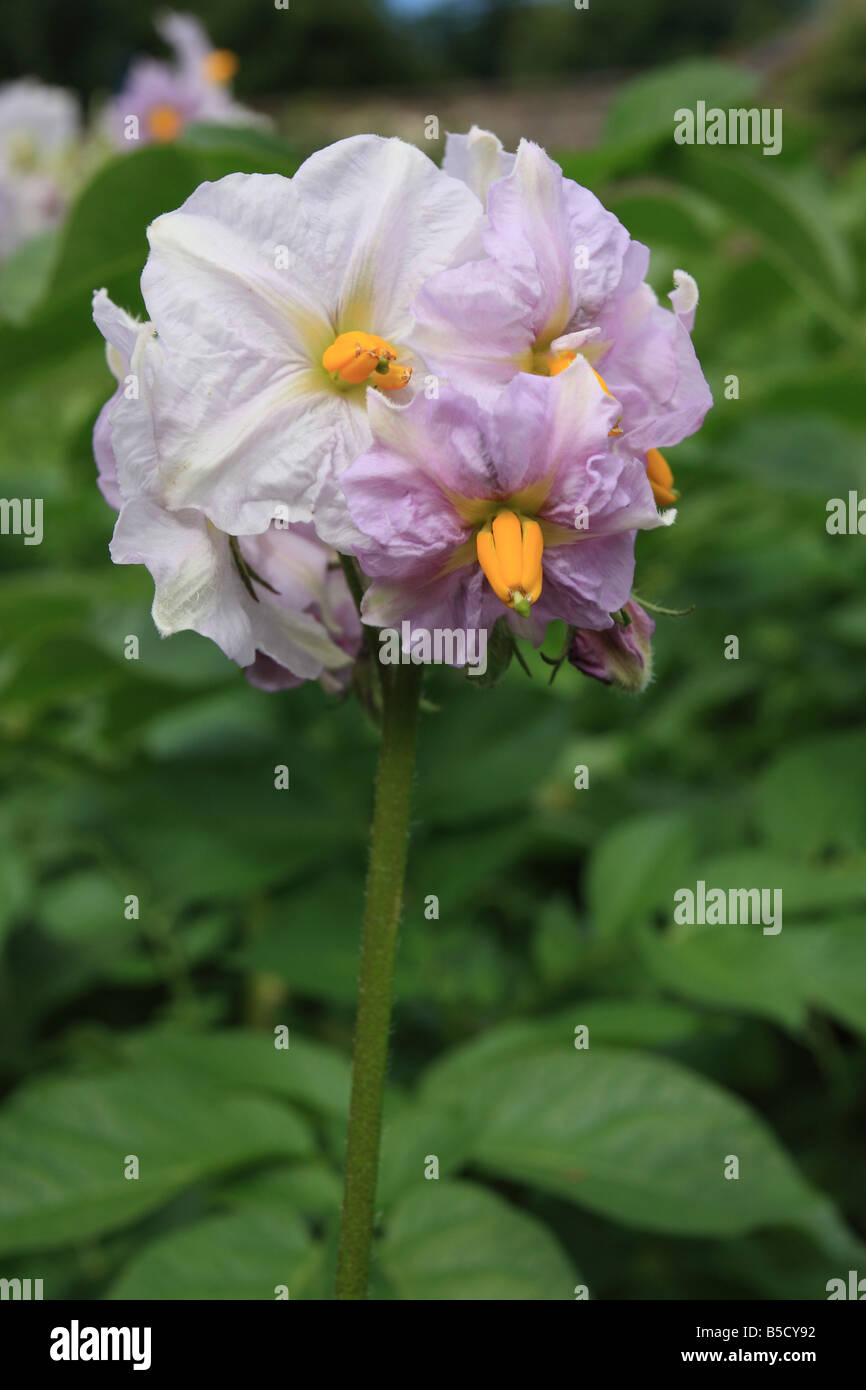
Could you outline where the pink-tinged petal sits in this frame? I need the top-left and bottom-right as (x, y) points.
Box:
(244, 652), (304, 692)
(92, 399), (123, 511)
(539, 531), (637, 630)
(362, 566), (485, 638)
(484, 140), (632, 337)
(488, 359), (621, 504)
(600, 284), (713, 453)
(442, 126), (515, 202)
(409, 257), (537, 407)
(411, 140), (711, 455)
(341, 393), (474, 578)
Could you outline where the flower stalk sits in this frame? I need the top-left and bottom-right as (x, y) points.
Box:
(335, 658), (423, 1299)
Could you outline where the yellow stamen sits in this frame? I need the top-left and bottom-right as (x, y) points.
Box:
(147, 104), (183, 143)
(375, 363), (413, 391)
(203, 50), (238, 85)
(593, 368), (612, 395)
(322, 330), (412, 390)
(532, 347), (576, 377)
(646, 447), (679, 507)
(476, 510), (544, 616)
(547, 350), (576, 377)
(591, 366), (626, 437)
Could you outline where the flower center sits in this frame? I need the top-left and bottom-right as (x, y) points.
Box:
(203, 50), (238, 85)
(322, 331), (412, 391)
(147, 104), (183, 143)
(476, 509), (544, 617)
(531, 346), (576, 377)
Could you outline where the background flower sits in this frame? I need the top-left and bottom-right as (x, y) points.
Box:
(0, 78), (79, 260)
(104, 10), (263, 150)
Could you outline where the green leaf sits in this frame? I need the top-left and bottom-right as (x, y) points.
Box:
(605, 60), (758, 149)
(219, 1162), (343, 1221)
(673, 150), (860, 340)
(714, 417), (861, 500)
(378, 1097), (477, 1206)
(106, 1207), (318, 1300)
(0, 229), (60, 324)
(180, 123), (301, 178)
(118, 1029), (351, 1122)
(585, 810), (694, 938)
(0, 1068), (314, 1255)
(604, 185), (716, 261)
(642, 918), (866, 1036)
(48, 146), (199, 311)
(237, 872), (364, 1006)
(756, 731), (866, 858)
(424, 1039), (835, 1239)
(415, 682), (566, 827)
(667, 850), (866, 918)
(377, 1181), (578, 1300)
(0, 637), (124, 712)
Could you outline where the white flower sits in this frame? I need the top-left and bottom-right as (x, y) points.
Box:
(0, 79), (79, 260)
(138, 134), (482, 547)
(93, 290), (359, 685)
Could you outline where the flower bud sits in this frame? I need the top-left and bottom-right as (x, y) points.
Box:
(569, 598), (655, 691)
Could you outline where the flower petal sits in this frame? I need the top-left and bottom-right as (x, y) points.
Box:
(442, 125), (515, 202)
(290, 134), (482, 337)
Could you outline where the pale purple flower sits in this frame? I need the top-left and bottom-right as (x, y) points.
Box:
(411, 136), (712, 453)
(106, 12), (262, 150)
(106, 60), (204, 149)
(137, 136), (482, 546)
(156, 12), (234, 92)
(92, 290), (360, 689)
(569, 597), (655, 691)
(341, 358), (673, 653)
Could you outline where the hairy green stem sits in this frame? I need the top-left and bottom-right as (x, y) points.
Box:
(335, 660), (423, 1299)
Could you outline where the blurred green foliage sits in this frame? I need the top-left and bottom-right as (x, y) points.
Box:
(1, 56), (866, 1300)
